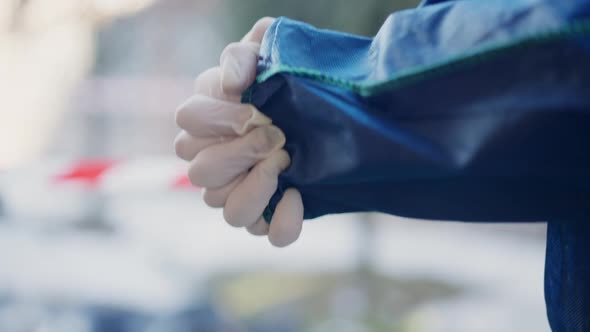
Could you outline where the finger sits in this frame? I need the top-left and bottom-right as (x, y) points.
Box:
(174, 131), (224, 162)
(268, 188), (304, 248)
(223, 150), (290, 227)
(220, 42), (260, 95)
(175, 94), (271, 137)
(202, 173), (246, 208)
(194, 67), (238, 102)
(188, 125), (285, 188)
(247, 217), (270, 236)
(241, 17), (276, 43)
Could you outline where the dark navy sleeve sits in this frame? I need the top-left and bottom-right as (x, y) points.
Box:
(245, 0), (590, 222)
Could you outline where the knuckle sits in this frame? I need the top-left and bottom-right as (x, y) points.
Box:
(220, 42), (242, 61)
(194, 67), (218, 89)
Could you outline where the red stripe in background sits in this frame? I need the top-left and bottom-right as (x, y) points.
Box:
(54, 160), (116, 188)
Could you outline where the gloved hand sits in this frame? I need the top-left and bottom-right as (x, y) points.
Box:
(174, 18), (304, 247)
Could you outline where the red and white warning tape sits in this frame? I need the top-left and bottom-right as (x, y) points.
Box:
(0, 157), (198, 193)
(0, 157), (200, 220)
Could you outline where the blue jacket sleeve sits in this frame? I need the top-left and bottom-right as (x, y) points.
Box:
(244, 0), (590, 222)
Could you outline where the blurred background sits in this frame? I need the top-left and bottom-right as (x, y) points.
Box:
(0, 1), (549, 331)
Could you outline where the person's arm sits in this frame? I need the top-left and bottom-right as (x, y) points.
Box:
(246, 0), (590, 222)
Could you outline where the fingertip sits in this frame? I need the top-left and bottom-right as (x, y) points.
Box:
(174, 97), (193, 129)
(174, 94), (211, 132)
(223, 205), (246, 228)
(268, 188), (304, 247)
(174, 131), (189, 160)
(187, 152), (210, 187)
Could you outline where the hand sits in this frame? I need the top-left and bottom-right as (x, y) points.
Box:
(174, 18), (304, 247)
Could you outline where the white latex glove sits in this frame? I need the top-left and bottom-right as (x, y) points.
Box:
(174, 18), (304, 247)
